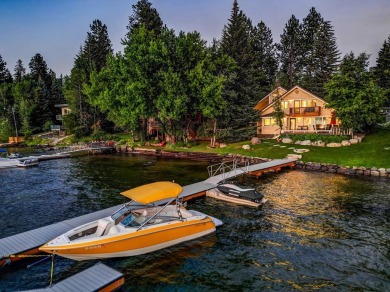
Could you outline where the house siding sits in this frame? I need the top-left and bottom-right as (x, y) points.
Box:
(255, 86), (338, 137)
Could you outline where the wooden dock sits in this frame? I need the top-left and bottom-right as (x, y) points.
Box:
(0, 206), (120, 266)
(0, 158), (295, 267)
(24, 263), (124, 292)
(205, 158), (296, 184)
(0, 158), (295, 288)
(0, 145), (116, 169)
(247, 159), (296, 179)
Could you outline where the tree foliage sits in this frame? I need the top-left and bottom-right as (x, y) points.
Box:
(63, 19), (113, 137)
(300, 8), (340, 96)
(0, 55), (12, 85)
(277, 15), (302, 88)
(251, 21), (278, 99)
(374, 34), (390, 105)
(86, 25), (225, 144)
(14, 59), (26, 82)
(125, 0), (163, 41)
(277, 8), (340, 95)
(1, 2), (386, 143)
(325, 52), (386, 132)
(272, 89), (284, 133)
(219, 0), (258, 139)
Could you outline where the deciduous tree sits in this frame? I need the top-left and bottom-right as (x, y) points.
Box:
(325, 52), (386, 133)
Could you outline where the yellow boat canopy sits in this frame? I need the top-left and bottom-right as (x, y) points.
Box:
(120, 182), (183, 204)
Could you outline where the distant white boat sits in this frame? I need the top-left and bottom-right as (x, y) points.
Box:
(17, 158), (39, 167)
(8, 152), (23, 159)
(0, 148), (21, 168)
(0, 158), (19, 169)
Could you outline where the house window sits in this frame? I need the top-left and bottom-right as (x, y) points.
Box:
(264, 118), (276, 126)
(281, 101), (289, 109)
(300, 99), (316, 107)
(315, 117), (325, 125)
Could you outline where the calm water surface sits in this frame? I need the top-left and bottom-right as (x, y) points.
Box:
(0, 154), (389, 291)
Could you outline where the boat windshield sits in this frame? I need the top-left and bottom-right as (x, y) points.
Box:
(111, 204), (148, 226)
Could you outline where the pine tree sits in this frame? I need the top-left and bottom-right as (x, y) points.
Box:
(29, 53), (49, 83)
(277, 15), (302, 88)
(84, 19), (113, 73)
(0, 55), (12, 84)
(14, 59), (26, 82)
(301, 7), (324, 79)
(310, 21), (340, 96)
(124, 0), (163, 41)
(300, 8), (340, 96)
(374, 34), (390, 105)
(219, 0), (258, 140)
(64, 20), (114, 136)
(28, 53), (53, 130)
(251, 21), (278, 98)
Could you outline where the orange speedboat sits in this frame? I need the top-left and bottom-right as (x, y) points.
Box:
(40, 182), (222, 261)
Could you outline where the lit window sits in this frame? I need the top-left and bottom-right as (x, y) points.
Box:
(281, 101), (289, 109)
(264, 118), (271, 126)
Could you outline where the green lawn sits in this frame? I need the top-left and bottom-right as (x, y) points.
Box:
(167, 128), (390, 168)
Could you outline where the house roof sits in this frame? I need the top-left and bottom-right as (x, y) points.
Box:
(259, 85), (327, 115)
(254, 86), (287, 111)
(55, 104), (69, 108)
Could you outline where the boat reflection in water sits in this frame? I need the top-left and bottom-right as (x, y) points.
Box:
(116, 234), (217, 286)
(40, 182), (222, 261)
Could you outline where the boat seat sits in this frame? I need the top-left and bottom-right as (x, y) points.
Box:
(96, 218), (114, 237)
(133, 210), (148, 225)
(107, 225), (121, 235)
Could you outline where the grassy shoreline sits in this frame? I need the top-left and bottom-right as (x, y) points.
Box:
(16, 128), (390, 169)
(162, 128), (390, 169)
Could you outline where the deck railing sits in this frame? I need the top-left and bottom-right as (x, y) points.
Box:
(289, 106), (321, 116)
(207, 159), (249, 182)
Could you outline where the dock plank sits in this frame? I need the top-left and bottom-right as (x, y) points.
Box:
(0, 208), (119, 261)
(24, 263), (123, 292)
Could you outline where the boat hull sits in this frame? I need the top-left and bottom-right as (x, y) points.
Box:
(40, 218), (215, 261)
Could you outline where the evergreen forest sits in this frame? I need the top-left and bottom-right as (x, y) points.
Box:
(0, 0), (389, 144)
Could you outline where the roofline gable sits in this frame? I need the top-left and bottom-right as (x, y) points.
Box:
(282, 85), (327, 103)
(259, 85), (328, 113)
(255, 86), (288, 106)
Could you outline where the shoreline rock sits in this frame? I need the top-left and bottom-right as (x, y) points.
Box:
(295, 161), (388, 178)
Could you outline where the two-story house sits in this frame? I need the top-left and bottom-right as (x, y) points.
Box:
(51, 104), (71, 136)
(255, 85), (338, 137)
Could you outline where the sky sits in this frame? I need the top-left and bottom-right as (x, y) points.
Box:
(0, 0), (389, 76)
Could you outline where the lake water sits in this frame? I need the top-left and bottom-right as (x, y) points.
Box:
(0, 154), (389, 291)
